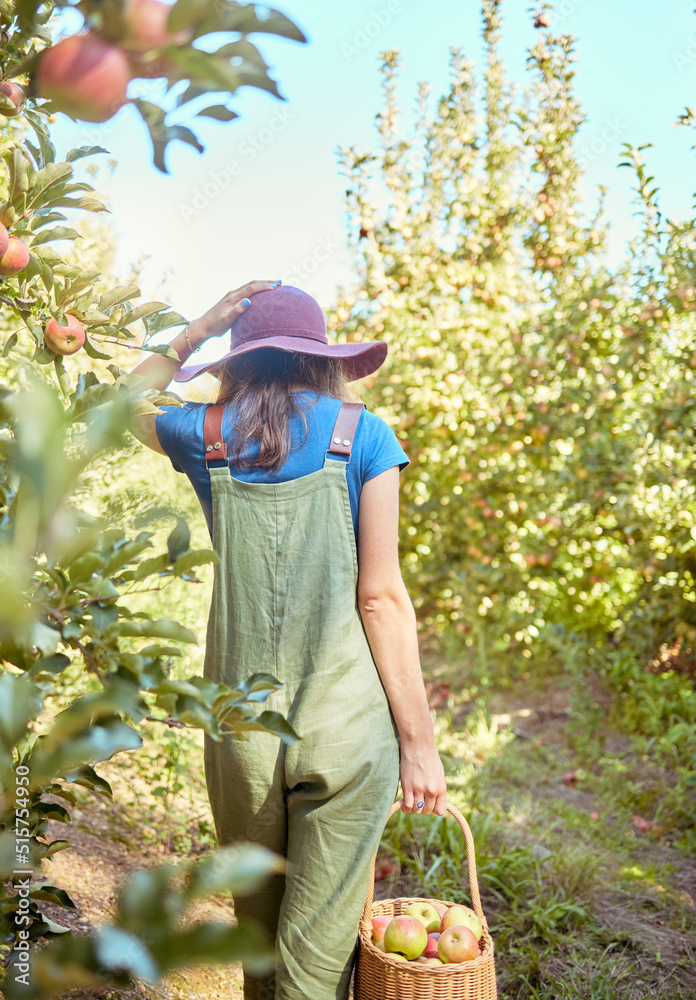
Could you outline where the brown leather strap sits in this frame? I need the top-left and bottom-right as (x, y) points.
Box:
(327, 402), (364, 459)
(204, 404), (228, 463)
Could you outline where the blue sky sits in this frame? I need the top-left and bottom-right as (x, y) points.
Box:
(46, 0), (696, 369)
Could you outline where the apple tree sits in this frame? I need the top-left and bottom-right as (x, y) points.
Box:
(330, 0), (696, 780)
(0, 0), (304, 993)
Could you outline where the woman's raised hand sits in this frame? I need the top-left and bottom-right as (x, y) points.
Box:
(189, 280), (281, 342)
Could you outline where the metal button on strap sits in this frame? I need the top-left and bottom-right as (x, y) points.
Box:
(333, 436), (341, 444)
(206, 445), (213, 452)
(343, 439), (351, 446)
(214, 442), (221, 449)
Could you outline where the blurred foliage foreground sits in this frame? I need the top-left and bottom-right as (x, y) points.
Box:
(0, 0), (302, 994)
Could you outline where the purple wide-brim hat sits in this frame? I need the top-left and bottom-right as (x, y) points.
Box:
(174, 285), (387, 383)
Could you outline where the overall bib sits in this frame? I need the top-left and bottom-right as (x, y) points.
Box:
(201, 402), (401, 1000)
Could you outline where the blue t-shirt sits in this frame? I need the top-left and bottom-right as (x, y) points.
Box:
(155, 392), (409, 540)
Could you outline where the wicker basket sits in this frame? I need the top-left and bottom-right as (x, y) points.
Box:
(354, 801), (497, 1000)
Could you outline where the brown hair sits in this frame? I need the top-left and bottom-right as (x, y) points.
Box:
(215, 348), (356, 472)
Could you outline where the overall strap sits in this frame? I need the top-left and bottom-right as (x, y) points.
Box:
(326, 402), (364, 462)
(204, 404), (228, 464)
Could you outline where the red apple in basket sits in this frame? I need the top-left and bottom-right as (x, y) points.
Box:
(438, 925), (480, 964)
(440, 904), (483, 941)
(383, 915), (428, 961)
(404, 901), (441, 933)
(371, 915), (391, 945)
(423, 933), (441, 959)
(419, 957), (445, 966)
(432, 902), (449, 919)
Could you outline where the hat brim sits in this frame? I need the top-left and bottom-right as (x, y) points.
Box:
(173, 335), (388, 383)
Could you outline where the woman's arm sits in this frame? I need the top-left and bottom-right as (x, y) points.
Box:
(128, 280), (279, 453)
(357, 466), (447, 816)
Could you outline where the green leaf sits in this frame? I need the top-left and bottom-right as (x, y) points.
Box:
(43, 839), (72, 859)
(31, 226), (81, 247)
(26, 162), (73, 211)
(98, 284), (141, 312)
(188, 844), (285, 898)
(235, 673), (282, 698)
(133, 553), (170, 581)
(95, 926), (159, 981)
(82, 337), (113, 360)
(114, 620), (197, 644)
(116, 301), (169, 328)
(148, 343), (182, 362)
(132, 99), (205, 173)
(28, 881), (77, 908)
(196, 105), (239, 122)
(36, 801), (72, 824)
(31, 620), (60, 656)
(172, 549), (219, 575)
(70, 195), (109, 213)
(167, 0), (209, 32)
(144, 310), (188, 336)
(157, 919), (274, 973)
(66, 146), (110, 163)
(0, 673), (43, 751)
(63, 763), (113, 798)
(229, 710), (299, 745)
(30, 211), (68, 230)
(3, 332), (18, 357)
(191, 1), (307, 43)
(167, 518), (191, 561)
(25, 109), (57, 168)
(30, 243), (63, 266)
(29, 653), (70, 679)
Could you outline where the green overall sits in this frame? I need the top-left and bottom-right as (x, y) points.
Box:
(201, 402), (401, 1000)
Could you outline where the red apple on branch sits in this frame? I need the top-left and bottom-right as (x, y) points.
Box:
(383, 915), (428, 961)
(0, 236), (29, 276)
(35, 32), (132, 123)
(44, 313), (86, 355)
(122, 0), (191, 49)
(122, 0), (191, 78)
(0, 81), (26, 117)
(0, 223), (9, 258)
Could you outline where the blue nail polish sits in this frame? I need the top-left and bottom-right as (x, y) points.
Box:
(242, 297), (250, 307)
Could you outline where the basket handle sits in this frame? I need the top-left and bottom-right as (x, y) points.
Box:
(359, 800), (484, 931)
